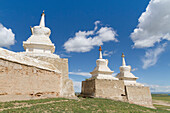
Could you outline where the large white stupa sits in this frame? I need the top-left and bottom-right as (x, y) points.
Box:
(23, 11), (55, 54)
(90, 46), (118, 80)
(116, 53), (143, 86)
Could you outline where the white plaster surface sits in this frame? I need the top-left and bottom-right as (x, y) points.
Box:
(23, 12), (55, 53)
(90, 48), (117, 80)
(0, 47), (60, 73)
(116, 54), (143, 86)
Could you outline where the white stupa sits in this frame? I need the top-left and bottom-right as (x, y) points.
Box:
(90, 46), (118, 80)
(116, 53), (143, 86)
(23, 11), (55, 54)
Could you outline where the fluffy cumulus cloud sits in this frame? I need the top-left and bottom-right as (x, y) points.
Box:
(0, 24), (15, 47)
(64, 21), (118, 52)
(142, 43), (167, 69)
(131, 0), (170, 48)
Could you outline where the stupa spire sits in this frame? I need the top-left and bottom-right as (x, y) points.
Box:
(39, 10), (45, 27)
(99, 46), (102, 59)
(121, 53), (126, 66)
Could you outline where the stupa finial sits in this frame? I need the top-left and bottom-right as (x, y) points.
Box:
(121, 53), (126, 66)
(39, 10), (45, 27)
(42, 10), (45, 15)
(99, 46), (102, 51)
(121, 53), (125, 58)
(99, 46), (102, 59)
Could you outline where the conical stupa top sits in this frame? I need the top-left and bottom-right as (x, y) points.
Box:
(99, 46), (102, 59)
(39, 10), (45, 27)
(23, 11), (55, 54)
(90, 46), (116, 80)
(121, 53), (126, 66)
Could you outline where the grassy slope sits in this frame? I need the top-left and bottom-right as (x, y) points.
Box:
(0, 97), (169, 113)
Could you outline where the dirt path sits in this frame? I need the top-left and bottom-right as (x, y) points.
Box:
(153, 100), (170, 106)
(153, 100), (170, 111)
(0, 100), (69, 112)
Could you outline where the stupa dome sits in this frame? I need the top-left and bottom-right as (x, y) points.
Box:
(96, 59), (108, 66)
(33, 26), (51, 36)
(119, 65), (131, 72)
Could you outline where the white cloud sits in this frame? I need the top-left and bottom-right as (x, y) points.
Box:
(59, 54), (71, 58)
(142, 43), (167, 69)
(131, 68), (138, 72)
(77, 69), (82, 72)
(131, 0), (170, 48)
(94, 20), (100, 31)
(72, 80), (82, 93)
(103, 50), (113, 57)
(69, 71), (117, 77)
(69, 72), (91, 77)
(0, 24), (15, 48)
(64, 21), (118, 52)
(112, 73), (117, 77)
(144, 83), (170, 93)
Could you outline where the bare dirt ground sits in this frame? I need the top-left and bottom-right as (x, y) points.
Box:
(153, 100), (170, 111)
(153, 100), (170, 106)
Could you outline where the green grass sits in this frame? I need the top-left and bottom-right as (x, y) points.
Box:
(0, 98), (67, 109)
(152, 94), (170, 102)
(0, 97), (169, 113)
(154, 104), (170, 111)
(152, 94), (170, 111)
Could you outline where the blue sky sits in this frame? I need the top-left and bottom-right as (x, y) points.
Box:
(0, 0), (170, 92)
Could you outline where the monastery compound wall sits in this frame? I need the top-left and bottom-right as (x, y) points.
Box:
(0, 48), (74, 102)
(81, 79), (153, 108)
(0, 11), (153, 109)
(125, 85), (153, 107)
(82, 79), (125, 101)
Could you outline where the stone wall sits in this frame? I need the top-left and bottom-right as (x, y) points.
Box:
(125, 85), (153, 108)
(0, 58), (61, 101)
(23, 55), (75, 97)
(95, 79), (126, 101)
(81, 79), (126, 101)
(81, 80), (95, 97)
(81, 79), (154, 108)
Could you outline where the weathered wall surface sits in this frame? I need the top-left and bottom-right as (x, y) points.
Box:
(125, 85), (153, 108)
(24, 55), (75, 97)
(29, 56), (68, 77)
(81, 79), (154, 108)
(95, 79), (126, 101)
(81, 79), (126, 101)
(0, 58), (61, 101)
(81, 80), (95, 97)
